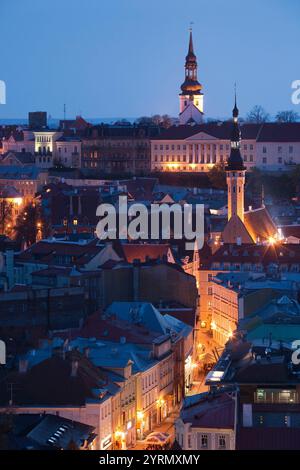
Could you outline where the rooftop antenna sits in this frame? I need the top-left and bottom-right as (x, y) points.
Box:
(63, 104), (66, 121)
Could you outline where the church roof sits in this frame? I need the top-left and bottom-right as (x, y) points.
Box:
(222, 207), (277, 245)
(244, 207), (277, 242)
(226, 147), (245, 171)
(222, 215), (253, 244)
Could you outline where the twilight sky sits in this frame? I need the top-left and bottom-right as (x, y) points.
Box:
(0, 0), (299, 120)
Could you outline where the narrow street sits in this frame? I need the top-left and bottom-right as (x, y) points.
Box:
(188, 328), (223, 396)
(134, 411), (179, 450)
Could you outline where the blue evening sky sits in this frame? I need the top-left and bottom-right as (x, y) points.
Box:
(0, 0), (299, 120)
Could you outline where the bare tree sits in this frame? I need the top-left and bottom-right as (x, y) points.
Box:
(135, 116), (153, 126)
(161, 114), (172, 128)
(136, 115), (172, 128)
(246, 105), (270, 123)
(151, 114), (162, 126)
(276, 110), (299, 123)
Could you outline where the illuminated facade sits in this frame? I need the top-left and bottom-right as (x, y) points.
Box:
(225, 97), (246, 222)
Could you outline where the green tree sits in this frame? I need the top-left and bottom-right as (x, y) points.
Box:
(207, 163), (226, 189)
(14, 203), (51, 246)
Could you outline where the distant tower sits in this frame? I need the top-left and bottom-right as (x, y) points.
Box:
(226, 92), (246, 222)
(179, 29), (204, 125)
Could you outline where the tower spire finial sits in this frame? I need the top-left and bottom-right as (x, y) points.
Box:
(233, 82), (239, 119)
(188, 22), (194, 56)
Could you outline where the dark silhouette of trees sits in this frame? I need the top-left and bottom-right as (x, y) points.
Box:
(246, 105), (270, 123)
(276, 110), (299, 123)
(14, 203), (51, 246)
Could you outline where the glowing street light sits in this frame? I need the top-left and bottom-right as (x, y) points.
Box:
(268, 236), (276, 245)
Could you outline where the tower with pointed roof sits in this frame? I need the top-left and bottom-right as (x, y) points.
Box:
(226, 93), (246, 222)
(179, 30), (204, 125)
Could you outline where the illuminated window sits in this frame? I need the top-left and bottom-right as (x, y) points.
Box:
(201, 434), (208, 448)
(218, 435), (226, 449)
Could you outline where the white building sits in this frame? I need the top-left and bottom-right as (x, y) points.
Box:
(2, 130), (82, 169)
(151, 122), (258, 173)
(176, 390), (236, 450)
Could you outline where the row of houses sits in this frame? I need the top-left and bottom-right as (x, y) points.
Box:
(2, 118), (300, 174)
(0, 301), (193, 450)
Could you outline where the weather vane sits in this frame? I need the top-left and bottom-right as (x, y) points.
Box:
(189, 21), (194, 32)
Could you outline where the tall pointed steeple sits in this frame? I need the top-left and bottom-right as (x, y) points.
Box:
(181, 28), (201, 93)
(187, 30), (196, 61)
(226, 90), (246, 222)
(179, 28), (204, 124)
(226, 89), (245, 171)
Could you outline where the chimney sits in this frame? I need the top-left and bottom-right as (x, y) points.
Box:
(19, 359), (29, 374)
(71, 360), (79, 377)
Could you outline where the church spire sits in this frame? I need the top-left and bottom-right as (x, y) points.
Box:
(180, 31), (202, 94)
(187, 29), (195, 60)
(179, 28), (204, 124)
(226, 90), (246, 223)
(226, 89), (245, 171)
(233, 83), (239, 120)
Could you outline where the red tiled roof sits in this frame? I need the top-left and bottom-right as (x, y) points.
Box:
(208, 243), (300, 266)
(121, 243), (171, 263)
(16, 239), (105, 266)
(56, 311), (159, 344)
(0, 352), (103, 407)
